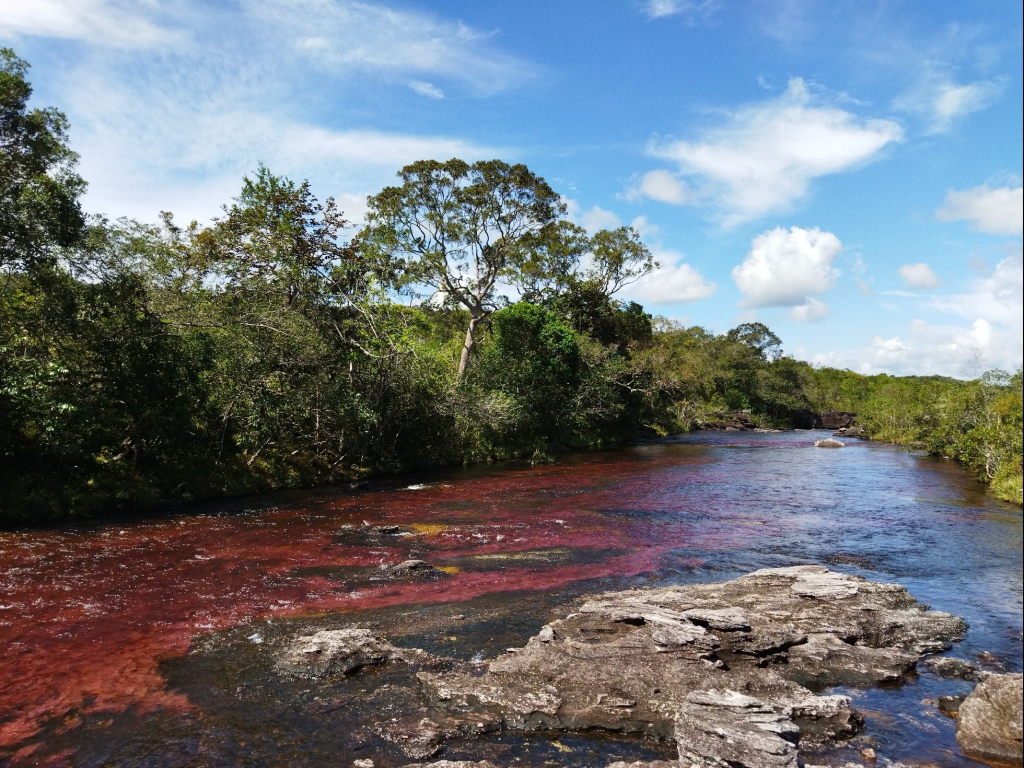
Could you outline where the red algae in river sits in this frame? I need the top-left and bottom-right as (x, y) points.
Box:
(0, 452), (711, 747)
(1, 433), (1020, 767)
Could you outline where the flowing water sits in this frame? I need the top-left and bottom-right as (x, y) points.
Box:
(1, 431), (1021, 767)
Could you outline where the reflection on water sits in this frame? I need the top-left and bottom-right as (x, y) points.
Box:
(0, 432), (1020, 765)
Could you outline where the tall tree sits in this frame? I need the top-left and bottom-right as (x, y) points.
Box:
(0, 48), (86, 270)
(363, 159), (563, 380)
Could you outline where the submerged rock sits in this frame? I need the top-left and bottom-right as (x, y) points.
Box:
(924, 655), (988, 682)
(956, 672), (1023, 765)
(390, 559), (445, 578)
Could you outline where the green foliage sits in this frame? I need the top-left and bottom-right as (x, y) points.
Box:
(0, 48), (86, 270)
(1, 50), (1018, 519)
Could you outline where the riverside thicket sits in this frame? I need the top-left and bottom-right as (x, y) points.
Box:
(1, 48), (1020, 522)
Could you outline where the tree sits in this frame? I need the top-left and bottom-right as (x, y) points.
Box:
(0, 48), (86, 270)
(584, 226), (656, 295)
(363, 159), (563, 380)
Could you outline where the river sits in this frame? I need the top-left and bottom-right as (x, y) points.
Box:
(1, 431), (1021, 766)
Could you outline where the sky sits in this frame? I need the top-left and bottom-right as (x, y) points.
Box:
(2, 0), (1022, 377)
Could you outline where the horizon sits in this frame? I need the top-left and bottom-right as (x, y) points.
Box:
(1, 0), (1021, 378)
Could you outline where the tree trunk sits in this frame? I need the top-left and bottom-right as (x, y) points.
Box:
(457, 315), (478, 382)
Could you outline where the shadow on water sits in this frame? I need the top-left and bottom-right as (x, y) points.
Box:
(0, 431), (1019, 766)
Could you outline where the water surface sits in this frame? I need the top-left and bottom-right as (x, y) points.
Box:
(1, 432), (1020, 766)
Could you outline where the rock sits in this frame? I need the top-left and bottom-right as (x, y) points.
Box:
(938, 695), (965, 716)
(276, 627), (430, 678)
(787, 633), (918, 688)
(675, 690), (799, 768)
(833, 425), (865, 439)
(814, 438), (845, 449)
(379, 716), (448, 759)
(820, 411), (857, 430)
(698, 412), (758, 431)
(790, 570), (859, 599)
(956, 673), (1023, 764)
(861, 747), (876, 761)
(401, 763), (499, 768)
(353, 761), (374, 768)
(683, 608), (752, 631)
(417, 566), (962, 757)
(924, 655), (986, 681)
(390, 559), (445, 578)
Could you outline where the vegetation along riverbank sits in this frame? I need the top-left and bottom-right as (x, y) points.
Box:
(2, 48), (1021, 522)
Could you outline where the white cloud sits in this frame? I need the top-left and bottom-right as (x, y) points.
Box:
(642, 78), (902, 224)
(625, 170), (689, 204)
(811, 254), (1023, 376)
(732, 225), (842, 308)
(788, 297), (829, 322)
(812, 317), (1019, 378)
(622, 251), (716, 304)
(15, 0), (516, 224)
(568, 203), (621, 233)
(408, 80), (444, 99)
(247, 0), (533, 94)
(0, 0), (177, 48)
(629, 215), (659, 238)
(641, 0), (717, 21)
(898, 262), (941, 290)
(894, 77), (1003, 134)
(68, 62), (496, 223)
(936, 185), (1023, 235)
(930, 255), (1023, 328)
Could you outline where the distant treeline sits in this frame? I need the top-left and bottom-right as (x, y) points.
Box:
(2, 49), (1020, 522)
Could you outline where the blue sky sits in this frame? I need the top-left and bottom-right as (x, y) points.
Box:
(2, 0), (1021, 376)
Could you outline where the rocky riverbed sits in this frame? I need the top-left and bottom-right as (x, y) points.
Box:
(273, 566), (1024, 767)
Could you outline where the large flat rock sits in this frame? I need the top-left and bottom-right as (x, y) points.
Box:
(417, 566), (966, 763)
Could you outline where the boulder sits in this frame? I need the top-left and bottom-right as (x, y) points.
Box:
(956, 673), (1023, 764)
(820, 411), (857, 430)
(814, 438), (845, 449)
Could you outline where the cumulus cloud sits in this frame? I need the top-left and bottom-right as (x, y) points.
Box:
(622, 251), (716, 305)
(812, 318), (1019, 378)
(625, 170), (689, 204)
(898, 262), (941, 290)
(0, 0), (178, 48)
(930, 255), (1023, 328)
(639, 79), (902, 225)
(936, 185), (1023, 235)
(811, 254), (1023, 376)
(563, 200), (623, 233)
(788, 297), (829, 322)
(731, 225), (842, 308)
